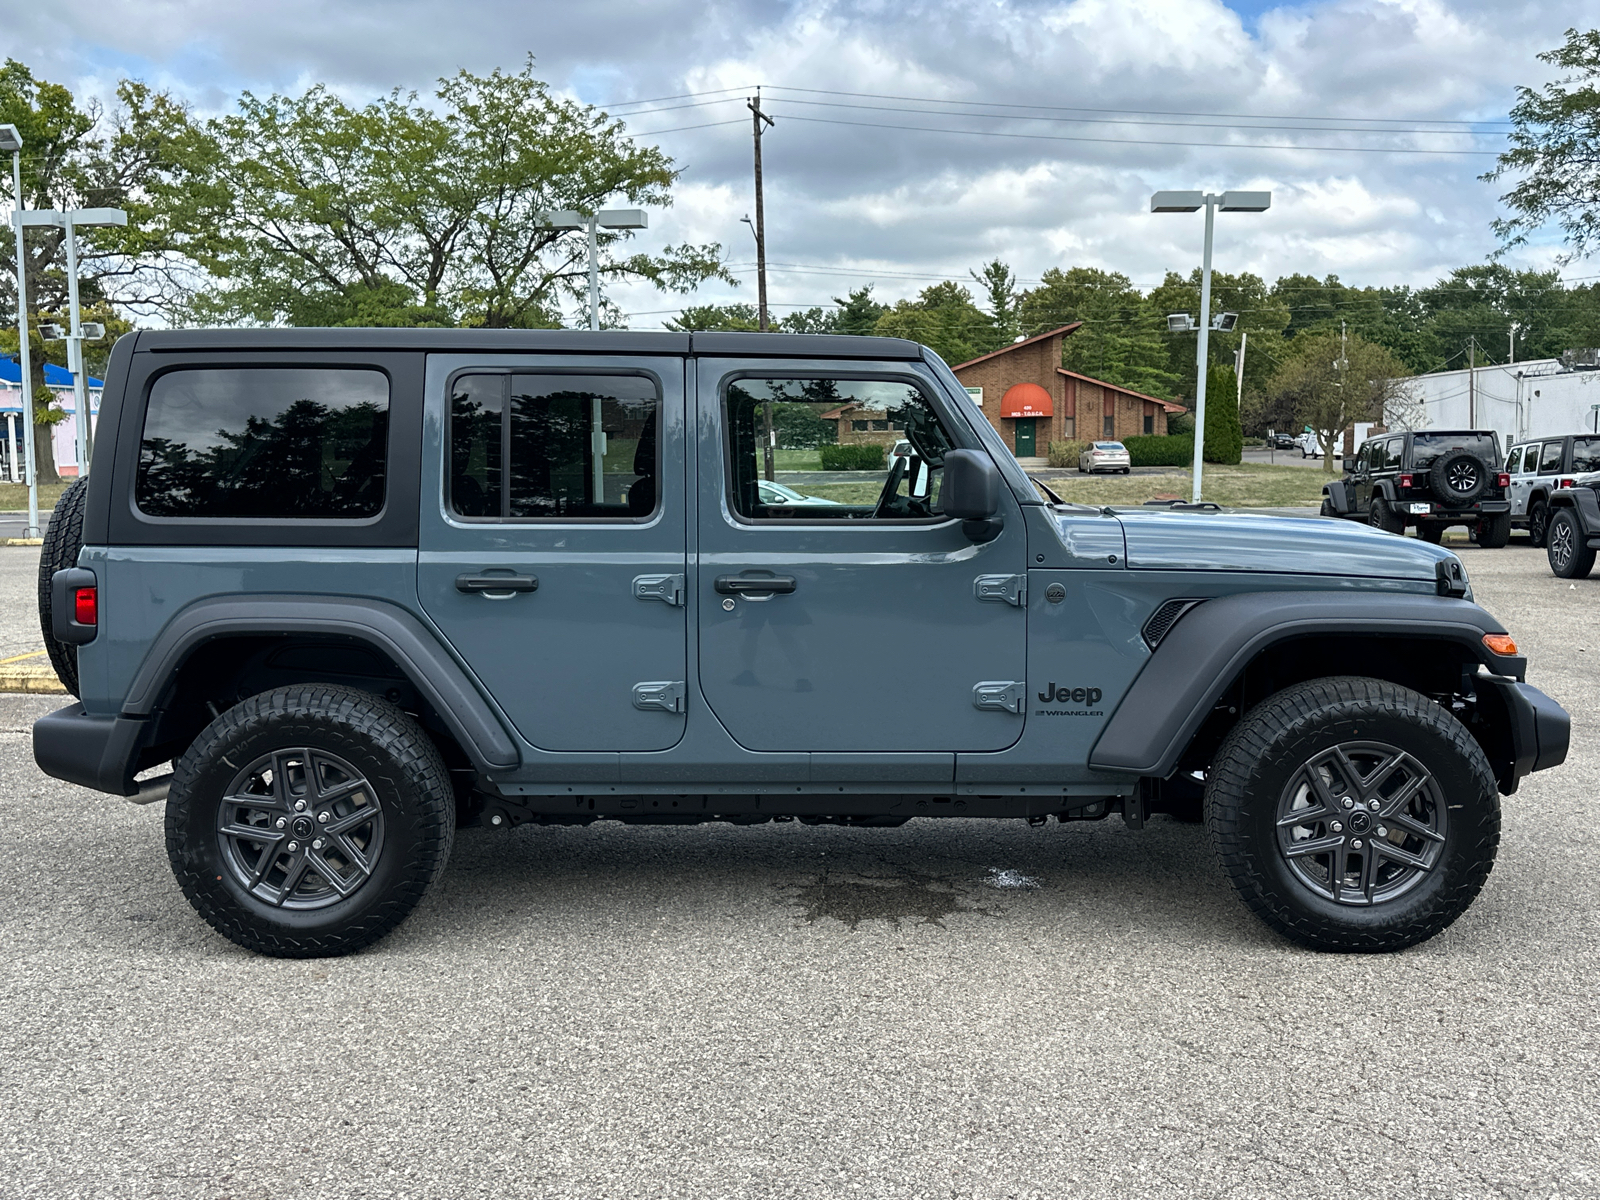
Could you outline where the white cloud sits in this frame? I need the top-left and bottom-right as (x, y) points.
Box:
(4, 0), (1585, 325)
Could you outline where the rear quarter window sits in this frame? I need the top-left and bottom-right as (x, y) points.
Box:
(136, 367), (389, 519)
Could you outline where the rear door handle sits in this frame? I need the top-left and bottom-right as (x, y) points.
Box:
(714, 574), (797, 596)
(456, 572), (538, 596)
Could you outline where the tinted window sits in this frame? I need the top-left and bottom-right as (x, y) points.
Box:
(1507, 446), (1527, 472)
(1366, 441), (1387, 470)
(1572, 438), (1600, 473)
(1411, 433), (1499, 469)
(1539, 441), (1564, 474)
(725, 377), (954, 521)
(448, 373), (659, 520)
(137, 368), (388, 519)
(1387, 438), (1404, 466)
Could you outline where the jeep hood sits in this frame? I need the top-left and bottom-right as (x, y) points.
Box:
(1112, 508), (1459, 585)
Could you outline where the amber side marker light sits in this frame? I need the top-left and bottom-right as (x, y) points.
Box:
(1483, 633), (1518, 656)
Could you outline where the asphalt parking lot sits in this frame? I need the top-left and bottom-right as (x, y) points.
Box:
(1, 539), (1596, 1199)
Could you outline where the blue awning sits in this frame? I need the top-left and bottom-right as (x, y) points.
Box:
(0, 358), (103, 388)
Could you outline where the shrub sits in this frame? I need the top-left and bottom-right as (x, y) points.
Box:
(819, 443), (887, 470)
(1047, 439), (1089, 468)
(1123, 434), (1194, 467)
(1202, 363), (1243, 464)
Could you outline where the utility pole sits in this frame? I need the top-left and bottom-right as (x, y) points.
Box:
(1509, 321), (1520, 366)
(1468, 336), (1476, 428)
(749, 90), (776, 480)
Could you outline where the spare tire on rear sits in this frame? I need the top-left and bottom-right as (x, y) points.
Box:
(1429, 450), (1488, 504)
(37, 478), (89, 697)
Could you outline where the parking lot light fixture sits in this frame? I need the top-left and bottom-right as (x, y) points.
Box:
(1151, 188), (1271, 502)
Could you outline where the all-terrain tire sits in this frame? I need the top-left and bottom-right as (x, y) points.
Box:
(1417, 523), (1444, 544)
(1429, 450), (1489, 505)
(1475, 512), (1511, 549)
(37, 477), (89, 697)
(1547, 508), (1596, 579)
(1206, 676), (1499, 953)
(166, 684), (455, 958)
(1368, 497), (1404, 535)
(1319, 497), (1338, 518)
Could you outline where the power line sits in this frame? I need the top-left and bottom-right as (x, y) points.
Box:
(775, 113), (1500, 156)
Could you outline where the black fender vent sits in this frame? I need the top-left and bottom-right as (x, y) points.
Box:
(1142, 598), (1207, 650)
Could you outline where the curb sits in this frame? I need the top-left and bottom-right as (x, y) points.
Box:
(2, 538), (42, 546)
(0, 665), (65, 694)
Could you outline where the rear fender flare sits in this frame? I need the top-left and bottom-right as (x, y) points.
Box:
(122, 594), (519, 770)
(1088, 591), (1517, 778)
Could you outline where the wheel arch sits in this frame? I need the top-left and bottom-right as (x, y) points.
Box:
(123, 595), (519, 780)
(1088, 591), (1525, 787)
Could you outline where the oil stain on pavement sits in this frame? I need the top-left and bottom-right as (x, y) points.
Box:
(793, 870), (1027, 929)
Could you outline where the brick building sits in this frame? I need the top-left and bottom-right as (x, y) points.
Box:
(951, 325), (1186, 458)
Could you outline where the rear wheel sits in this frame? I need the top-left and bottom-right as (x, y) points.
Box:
(166, 684), (454, 957)
(1475, 512), (1511, 549)
(1207, 677), (1499, 952)
(1417, 523), (1444, 544)
(1547, 508), (1596, 579)
(1528, 499), (1549, 548)
(1368, 497), (1404, 535)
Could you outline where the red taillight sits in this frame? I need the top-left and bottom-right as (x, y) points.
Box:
(1497, 473), (1511, 489)
(1399, 473), (1413, 489)
(74, 586), (96, 626)
(1562, 478), (1574, 488)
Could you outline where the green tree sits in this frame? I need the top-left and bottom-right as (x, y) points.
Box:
(970, 259), (1021, 341)
(873, 281), (1001, 365)
(1485, 28), (1600, 261)
(830, 285), (889, 335)
(1265, 331), (1413, 473)
(1018, 267), (1178, 398)
(1202, 363), (1243, 464)
(150, 59), (731, 328)
(1148, 269), (1288, 403)
(664, 303), (761, 332)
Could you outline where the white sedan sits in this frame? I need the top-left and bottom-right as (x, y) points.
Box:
(759, 480), (842, 507)
(1079, 441), (1132, 474)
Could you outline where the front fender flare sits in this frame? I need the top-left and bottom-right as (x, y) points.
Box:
(1087, 590), (1517, 778)
(1323, 480), (1350, 513)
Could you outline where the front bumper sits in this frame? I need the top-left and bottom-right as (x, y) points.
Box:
(1475, 677), (1569, 793)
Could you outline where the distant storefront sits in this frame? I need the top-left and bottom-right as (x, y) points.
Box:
(951, 324), (1186, 458)
(0, 358), (104, 478)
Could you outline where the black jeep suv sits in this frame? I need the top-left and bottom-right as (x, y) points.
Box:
(1321, 430), (1510, 547)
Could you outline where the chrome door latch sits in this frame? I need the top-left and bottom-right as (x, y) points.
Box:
(972, 681), (1025, 714)
(974, 574), (1027, 606)
(633, 574), (685, 606)
(632, 681), (686, 713)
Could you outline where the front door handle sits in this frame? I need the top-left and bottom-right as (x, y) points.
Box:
(456, 572), (538, 596)
(714, 574), (797, 597)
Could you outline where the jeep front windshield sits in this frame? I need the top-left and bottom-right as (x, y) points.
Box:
(1410, 433), (1499, 469)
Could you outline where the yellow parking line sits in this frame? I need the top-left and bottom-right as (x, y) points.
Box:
(0, 649), (48, 665)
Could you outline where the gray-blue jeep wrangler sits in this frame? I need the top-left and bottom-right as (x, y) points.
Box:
(33, 330), (1569, 957)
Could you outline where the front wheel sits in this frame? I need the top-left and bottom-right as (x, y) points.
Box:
(1547, 508), (1597, 579)
(1206, 676), (1499, 952)
(166, 684), (455, 957)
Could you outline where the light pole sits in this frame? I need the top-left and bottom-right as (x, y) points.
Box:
(2, 123), (41, 537)
(543, 207), (649, 498)
(1152, 189), (1270, 502)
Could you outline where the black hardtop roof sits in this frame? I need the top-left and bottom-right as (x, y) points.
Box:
(1510, 432), (1597, 445)
(1360, 429), (1497, 445)
(129, 328), (927, 361)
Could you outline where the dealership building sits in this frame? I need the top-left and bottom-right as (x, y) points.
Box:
(951, 324), (1186, 459)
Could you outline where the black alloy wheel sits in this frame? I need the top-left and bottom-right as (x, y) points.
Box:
(1528, 500), (1549, 548)
(1547, 509), (1597, 579)
(167, 684), (454, 957)
(1207, 676), (1499, 952)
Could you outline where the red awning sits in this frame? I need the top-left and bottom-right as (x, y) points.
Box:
(1000, 382), (1053, 418)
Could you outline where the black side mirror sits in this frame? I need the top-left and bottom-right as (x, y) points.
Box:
(942, 449), (1002, 542)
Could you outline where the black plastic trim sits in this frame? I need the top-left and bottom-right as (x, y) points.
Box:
(50, 567), (98, 644)
(132, 328), (693, 355)
(81, 332), (137, 547)
(1551, 486), (1600, 535)
(1089, 591), (1517, 777)
(121, 595), (518, 769)
(34, 704), (151, 795)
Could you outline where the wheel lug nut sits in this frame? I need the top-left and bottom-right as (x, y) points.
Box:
(1376, 825), (1388, 838)
(275, 818), (287, 829)
(294, 800), (307, 812)
(318, 811), (330, 823)
(312, 838), (324, 850)
(1331, 821), (1343, 833)
(286, 841), (298, 853)
(1368, 799), (1380, 811)
(1351, 838), (1364, 849)
(1342, 798), (1354, 809)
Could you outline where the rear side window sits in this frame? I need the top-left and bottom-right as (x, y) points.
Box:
(1572, 438), (1600, 473)
(136, 368), (389, 519)
(1539, 441), (1564, 474)
(448, 373), (659, 521)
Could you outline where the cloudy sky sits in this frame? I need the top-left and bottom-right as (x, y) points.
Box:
(6, 0), (1594, 325)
